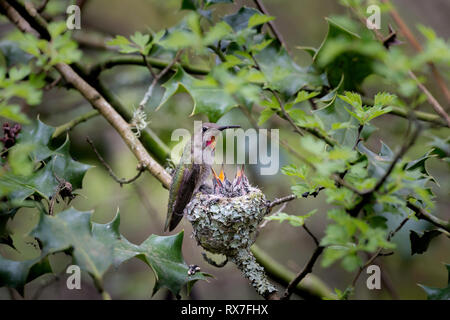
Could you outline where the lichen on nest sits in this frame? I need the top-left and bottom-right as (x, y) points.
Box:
(186, 168), (277, 298)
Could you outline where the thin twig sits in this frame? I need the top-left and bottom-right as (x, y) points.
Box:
(86, 137), (146, 187)
(251, 245), (336, 299)
(253, 0), (291, 55)
(406, 201), (450, 232)
(89, 55), (209, 78)
(141, 53), (157, 79)
(303, 224), (319, 246)
(267, 194), (297, 211)
(282, 245), (325, 300)
(139, 50), (183, 108)
(260, 203), (287, 229)
(52, 109), (99, 138)
(373, 124), (421, 193)
(408, 71), (450, 127)
(247, 52), (337, 147)
(44, 75), (61, 91)
(271, 89), (336, 147)
(36, 0), (49, 13)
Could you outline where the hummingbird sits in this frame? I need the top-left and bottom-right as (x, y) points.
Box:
(164, 122), (240, 231)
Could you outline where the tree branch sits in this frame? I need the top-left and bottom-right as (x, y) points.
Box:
(56, 62), (172, 187)
(267, 194), (297, 211)
(303, 224), (320, 246)
(389, 105), (447, 127)
(52, 109), (99, 138)
(89, 55), (209, 78)
(0, 0), (172, 189)
(406, 201), (450, 232)
(253, 0), (290, 55)
(408, 70), (450, 127)
(282, 245), (325, 300)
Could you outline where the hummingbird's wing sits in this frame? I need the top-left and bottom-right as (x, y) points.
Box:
(165, 161), (200, 231)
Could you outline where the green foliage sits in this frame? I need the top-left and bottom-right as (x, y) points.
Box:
(321, 209), (394, 272)
(18, 22), (82, 68)
(157, 66), (238, 122)
(0, 120), (91, 204)
(0, 120), (209, 297)
(0, 0), (448, 300)
(33, 208), (112, 285)
(312, 18), (384, 91)
(339, 91), (394, 125)
(0, 22), (81, 123)
(92, 212), (210, 296)
(265, 209), (317, 227)
(107, 31), (164, 55)
(0, 255), (51, 295)
(0, 63), (45, 123)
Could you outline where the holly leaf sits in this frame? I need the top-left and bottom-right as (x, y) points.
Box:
(92, 212), (210, 296)
(224, 7), (262, 32)
(17, 119), (55, 162)
(314, 18), (383, 91)
(0, 255), (52, 296)
(32, 208), (113, 284)
(405, 150), (436, 182)
(0, 119), (91, 203)
(427, 136), (450, 163)
(314, 97), (359, 148)
(52, 137), (92, 191)
(248, 13), (274, 29)
(254, 40), (325, 96)
(0, 40), (33, 68)
(419, 264), (450, 300)
(157, 66), (237, 122)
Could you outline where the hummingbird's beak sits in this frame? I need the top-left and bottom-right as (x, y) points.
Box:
(217, 125), (241, 131)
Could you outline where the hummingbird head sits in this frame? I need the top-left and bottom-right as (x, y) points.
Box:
(201, 123), (240, 150)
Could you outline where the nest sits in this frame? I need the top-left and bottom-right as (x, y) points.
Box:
(186, 169), (277, 298)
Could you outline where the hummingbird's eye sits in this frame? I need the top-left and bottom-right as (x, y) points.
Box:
(202, 127), (208, 133)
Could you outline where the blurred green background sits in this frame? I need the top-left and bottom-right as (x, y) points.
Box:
(0, 0), (449, 300)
